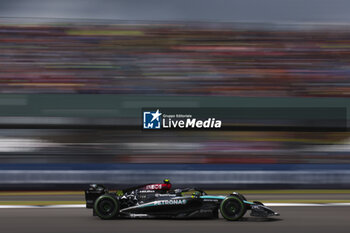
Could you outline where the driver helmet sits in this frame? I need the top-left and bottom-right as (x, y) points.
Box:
(192, 191), (201, 198)
(163, 178), (170, 184)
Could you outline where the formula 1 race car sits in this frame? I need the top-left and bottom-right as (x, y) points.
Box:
(85, 180), (279, 221)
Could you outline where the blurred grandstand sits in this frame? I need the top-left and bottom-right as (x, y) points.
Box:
(1, 20), (350, 97)
(0, 19), (350, 188)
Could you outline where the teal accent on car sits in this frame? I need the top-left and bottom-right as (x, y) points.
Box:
(140, 203), (157, 208)
(121, 202), (157, 211)
(200, 196), (255, 205)
(243, 200), (255, 205)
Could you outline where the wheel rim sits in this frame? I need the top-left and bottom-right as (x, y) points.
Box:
(103, 203), (111, 212)
(222, 200), (242, 218)
(220, 197), (245, 220)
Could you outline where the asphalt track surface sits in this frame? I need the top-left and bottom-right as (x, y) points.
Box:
(1, 206), (349, 233)
(1, 191), (350, 233)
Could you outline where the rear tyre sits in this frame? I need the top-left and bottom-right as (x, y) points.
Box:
(93, 195), (119, 220)
(220, 196), (246, 221)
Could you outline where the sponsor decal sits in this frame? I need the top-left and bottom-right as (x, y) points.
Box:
(145, 184), (163, 190)
(130, 214), (148, 218)
(154, 199), (187, 205)
(138, 190), (156, 193)
(203, 199), (219, 202)
(155, 194), (176, 197)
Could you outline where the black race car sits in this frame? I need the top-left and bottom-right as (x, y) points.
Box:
(85, 181), (279, 221)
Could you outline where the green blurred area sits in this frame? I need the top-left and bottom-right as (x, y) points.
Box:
(0, 94), (349, 119)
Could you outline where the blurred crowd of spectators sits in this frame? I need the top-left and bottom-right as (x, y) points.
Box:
(1, 22), (350, 97)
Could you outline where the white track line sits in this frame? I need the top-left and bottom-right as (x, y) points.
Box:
(0, 203), (350, 209)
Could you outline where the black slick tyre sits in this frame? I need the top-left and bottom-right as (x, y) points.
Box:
(220, 196), (246, 221)
(93, 195), (119, 220)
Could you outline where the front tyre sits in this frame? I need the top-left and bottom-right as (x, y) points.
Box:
(220, 196), (246, 221)
(93, 195), (119, 220)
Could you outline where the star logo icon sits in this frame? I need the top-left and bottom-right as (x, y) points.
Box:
(150, 109), (162, 122)
(143, 109), (162, 129)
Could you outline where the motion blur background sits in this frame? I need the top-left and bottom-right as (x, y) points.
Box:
(1, 0), (350, 189)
